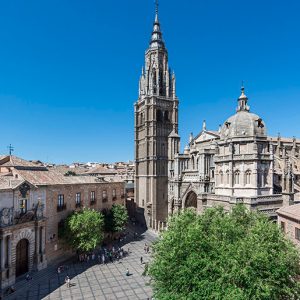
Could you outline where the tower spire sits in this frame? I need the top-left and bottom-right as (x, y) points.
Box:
(149, 0), (164, 49)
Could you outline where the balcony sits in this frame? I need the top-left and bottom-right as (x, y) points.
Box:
(90, 199), (96, 205)
(57, 204), (66, 212)
(112, 196), (117, 201)
(102, 197), (108, 203)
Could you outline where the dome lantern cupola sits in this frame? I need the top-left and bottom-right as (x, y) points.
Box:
(237, 85), (250, 112)
(220, 86), (267, 139)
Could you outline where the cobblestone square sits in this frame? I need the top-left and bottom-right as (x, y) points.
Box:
(6, 229), (156, 300)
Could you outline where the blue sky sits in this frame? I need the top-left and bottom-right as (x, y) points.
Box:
(0, 0), (299, 164)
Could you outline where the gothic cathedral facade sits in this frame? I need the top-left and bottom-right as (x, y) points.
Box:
(134, 11), (179, 229)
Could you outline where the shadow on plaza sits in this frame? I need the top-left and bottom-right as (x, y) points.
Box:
(5, 224), (149, 300)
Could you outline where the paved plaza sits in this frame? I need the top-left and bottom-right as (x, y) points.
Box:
(5, 228), (157, 300)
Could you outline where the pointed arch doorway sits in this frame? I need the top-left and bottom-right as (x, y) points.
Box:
(16, 238), (29, 277)
(185, 191), (198, 209)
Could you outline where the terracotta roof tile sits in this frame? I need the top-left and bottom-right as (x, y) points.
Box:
(277, 204), (300, 221)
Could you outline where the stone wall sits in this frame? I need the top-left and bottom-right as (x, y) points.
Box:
(278, 214), (300, 250)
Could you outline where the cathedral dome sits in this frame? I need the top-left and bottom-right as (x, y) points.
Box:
(220, 87), (267, 139)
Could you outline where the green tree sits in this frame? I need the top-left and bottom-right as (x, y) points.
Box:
(64, 170), (76, 176)
(62, 208), (104, 252)
(104, 204), (128, 233)
(149, 205), (300, 300)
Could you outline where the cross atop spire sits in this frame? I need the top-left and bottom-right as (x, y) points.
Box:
(155, 0), (159, 16)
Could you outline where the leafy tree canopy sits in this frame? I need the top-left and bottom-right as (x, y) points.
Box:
(149, 205), (300, 300)
(104, 204), (128, 233)
(63, 208), (104, 252)
(64, 170), (76, 176)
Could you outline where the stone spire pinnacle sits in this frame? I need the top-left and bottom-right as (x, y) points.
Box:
(149, 0), (165, 49)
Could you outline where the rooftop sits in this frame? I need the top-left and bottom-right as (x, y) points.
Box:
(277, 204), (300, 221)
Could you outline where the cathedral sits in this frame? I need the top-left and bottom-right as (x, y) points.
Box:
(134, 6), (178, 229)
(134, 6), (300, 229)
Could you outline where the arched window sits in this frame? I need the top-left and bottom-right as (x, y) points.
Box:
(164, 111), (169, 121)
(234, 170), (240, 185)
(156, 109), (163, 122)
(162, 143), (165, 156)
(257, 170), (262, 187)
(140, 112), (145, 124)
(264, 170), (268, 186)
(191, 156), (195, 169)
(219, 171), (223, 184)
(159, 70), (164, 95)
(226, 170), (230, 185)
(245, 170), (251, 185)
(152, 68), (157, 94)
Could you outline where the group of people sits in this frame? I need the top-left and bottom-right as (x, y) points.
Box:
(77, 245), (128, 265)
(59, 229), (148, 289)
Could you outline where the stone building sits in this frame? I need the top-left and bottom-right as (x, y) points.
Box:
(277, 204), (300, 250)
(134, 6), (300, 228)
(0, 155), (125, 289)
(134, 7), (179, 229)
(168, 87), (300, 218)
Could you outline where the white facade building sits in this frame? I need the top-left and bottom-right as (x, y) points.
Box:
(168, 87), (299, 218)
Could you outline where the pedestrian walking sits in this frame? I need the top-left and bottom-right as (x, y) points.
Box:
(147, 246), (150, 254)
(126, 268), (130, 276)
(65, 276), (70, 288)
(144, 243), (147, 253)
(26, 274), (32, 281)
(140, 256), (143, 264)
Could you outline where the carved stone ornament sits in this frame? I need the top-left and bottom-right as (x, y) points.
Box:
(0, 207), (14, 227)
(36, 202), (44, 219)
(18, 211), (34, 224)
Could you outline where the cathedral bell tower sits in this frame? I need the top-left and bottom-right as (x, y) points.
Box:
(134, 4), (179, 229)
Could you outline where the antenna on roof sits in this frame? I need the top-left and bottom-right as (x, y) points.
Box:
(7, 144), (14, 156)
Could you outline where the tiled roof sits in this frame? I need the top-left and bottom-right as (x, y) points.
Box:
(15, 169), (123, 186)
(84, 166), (117, 175)
(0, 155), (124, 189)
(0, 176), (24, 190)
(51, 165), (88, 175)
(277, 204), (300, 221)
(0, 155), (45, 169)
